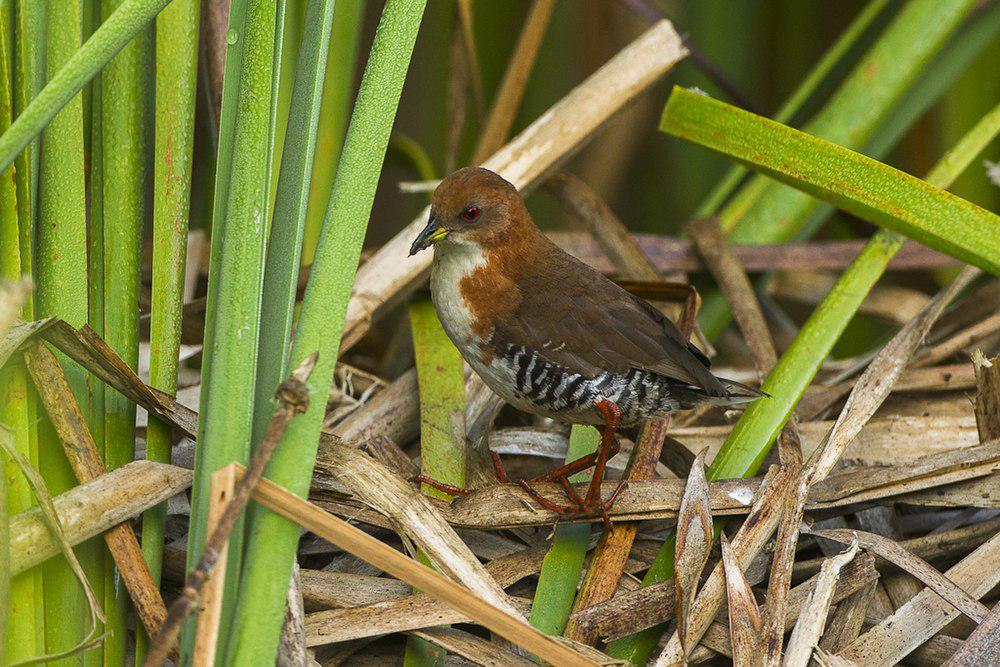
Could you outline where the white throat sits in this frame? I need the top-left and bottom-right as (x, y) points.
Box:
(429, 240), (489, 350)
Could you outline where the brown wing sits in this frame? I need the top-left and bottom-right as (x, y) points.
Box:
(491, 245), (727, 397)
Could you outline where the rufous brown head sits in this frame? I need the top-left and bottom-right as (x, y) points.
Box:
(409, 167), (529, 255)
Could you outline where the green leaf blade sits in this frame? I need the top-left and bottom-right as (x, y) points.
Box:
(661, 87), (1000, 275)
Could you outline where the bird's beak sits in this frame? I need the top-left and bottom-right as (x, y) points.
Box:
(409, 218), (448, 256)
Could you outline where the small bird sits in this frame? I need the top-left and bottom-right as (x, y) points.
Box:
(409, 167), (762, 521)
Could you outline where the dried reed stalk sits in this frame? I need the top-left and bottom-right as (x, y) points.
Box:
(720, 533), (762, 667)
(10, 461), (191, 575)
(549, 232), (960, 273)
(688, 216), (778, 379)
(24, 341), (168, 640)
(471, 0), (555, 163)
(673, 451), (713, 658)
(651, 464), (796, 665)
(692, 553), (879, 660)
(838, 530), (1000, 665)
(191, 465), (237, 667)
(973, 350), (1000, 440)
(809, 527), (989, 622)
(783, 541), (859, 667)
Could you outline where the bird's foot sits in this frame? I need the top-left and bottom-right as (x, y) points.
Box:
(518, 476), (628, 531)
(516, 396), (627, 530)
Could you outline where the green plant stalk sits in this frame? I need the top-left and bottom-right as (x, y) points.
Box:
(790, 1), (1000, 250)
(529, 426), (599, 636)
(663, 89), (1000, 274)
(936, 6), (1000, 215)
(694, 0), (891, 219)
(194, 0), (249, 412)
(178, 1), (251, 652)
(252, 0), (337, 448)
(0, 0), (173, 173)
(404, 299), (468, 667)
(98, 1), (149, 661)
(13, 0), (43, 320)
(267, 0), (298, 215)
(0, 8), (20, 658)
(85, 3), (107, 664)
(720, 0), (974, 237)
(227, 2), (427, 662)
(6, 3), (43, 661)
(608, 95), (1000, 667)
(135, 0), (198, 662)
(182, 0), (278, 656)
(35, 1), (96, 661)
(696, 0), (978, 339)
(301, 0), (364, 266)
(865, 0), (1000, 163)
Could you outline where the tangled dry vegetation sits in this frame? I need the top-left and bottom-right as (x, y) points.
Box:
(7, 194), (1000, 665)
(3, 1), (1000, 665)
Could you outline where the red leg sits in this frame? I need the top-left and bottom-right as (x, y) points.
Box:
(585, 397), (621, 508)
(425, 404), (628, 526)
(604, 478), (629, 510)
(413, 474), (471, 497)
(518, 479), (579, 515)
(489, 450), (510, 484)
(529, 430), (621, 483)
(557, 476), (586, 507)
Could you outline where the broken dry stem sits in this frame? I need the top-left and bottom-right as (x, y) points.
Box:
(783, 541), (859, 667)
(191, 465), (238, 667)
(24, 342), (168, 642)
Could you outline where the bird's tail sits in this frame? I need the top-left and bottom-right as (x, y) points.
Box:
(666, 377), (767, 410)
(711, 376), (769, 406)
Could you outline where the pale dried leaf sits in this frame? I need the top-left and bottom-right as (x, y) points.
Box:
(784, 541), (859, 667)
(674, 449), (713, 657)
(838, 530), (1000, 665)
(721, 532), (762, 667)
(809, 528), (989, 623)
(0, 316), (51, 368)
(653, 465), (796, 666)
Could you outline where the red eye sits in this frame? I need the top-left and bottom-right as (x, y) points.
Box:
(462, 206), (480, 222)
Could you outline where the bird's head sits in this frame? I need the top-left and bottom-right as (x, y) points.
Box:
(409, 167), (528, 256)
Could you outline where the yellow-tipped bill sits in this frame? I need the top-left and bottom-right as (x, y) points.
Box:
(409, 218), (449, 255)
